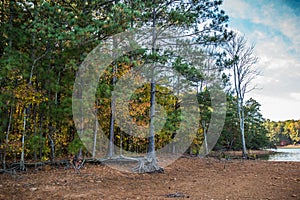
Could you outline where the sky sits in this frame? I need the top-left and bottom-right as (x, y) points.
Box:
(221, 0), (300, 121)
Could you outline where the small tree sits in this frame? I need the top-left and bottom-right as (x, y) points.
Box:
(224, 33), (259, 158)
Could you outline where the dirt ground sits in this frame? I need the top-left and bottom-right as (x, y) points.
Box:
(1, 156), (299, 200)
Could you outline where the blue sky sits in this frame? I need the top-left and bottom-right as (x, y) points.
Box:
(221, 0), (300, 121)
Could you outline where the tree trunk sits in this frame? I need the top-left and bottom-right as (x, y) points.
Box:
(171, 74), (181, 154)
(120, 130), (123, 156)
(33, 105), (37, 161)
(202, 120), (209, 155)
(48, 133), (55, 163)
(20, 108), (27, 171)
(172, 139), (176, 154)
(92, 99), (98, 159)
(108, 98), (115, 157)
(107, 36), (118, 158)
(39, 112), (44, 159)
(134, 2), (163, 173)
(234, 63), (247, 158)
(3, 106), (13, 170)
(147, 1), (158, 165)
(239, 100), (247, 158)
(148, 80), (156, 157)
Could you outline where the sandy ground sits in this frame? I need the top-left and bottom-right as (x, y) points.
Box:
(277, 145), (300, 149)
(1, 156), (299, 200)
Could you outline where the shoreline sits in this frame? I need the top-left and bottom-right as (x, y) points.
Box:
(209, 149), (276, 158)
(210, 144), (300, 158)
(276, 144), (300, 149)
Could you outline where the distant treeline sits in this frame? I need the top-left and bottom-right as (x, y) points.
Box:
(265, 120), (300, 146)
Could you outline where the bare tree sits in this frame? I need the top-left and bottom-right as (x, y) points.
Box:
(224, 33), (259, 158)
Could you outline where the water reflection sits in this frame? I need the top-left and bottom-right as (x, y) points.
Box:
(263, 148), (300, 162)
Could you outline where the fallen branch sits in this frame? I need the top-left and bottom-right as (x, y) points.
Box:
(0, 169), (16, 175)
(165, 192), (189, 198)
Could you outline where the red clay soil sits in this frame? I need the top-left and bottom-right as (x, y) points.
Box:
(1, 157), (299, 200)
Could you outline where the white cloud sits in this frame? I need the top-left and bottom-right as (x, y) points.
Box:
(290, 93), (300, 101)
(221, 0), (251, 19)
(223, 0), (300, 120)
(257, 96), (300, 121)
(223, 0), (300, 54)
(255, 4), (300, 50)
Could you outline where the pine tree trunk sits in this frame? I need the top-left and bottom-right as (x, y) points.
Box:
(3, 106), (13, 170)
(48, 132), (55, 163)
(147, 1), (157, 164)
(133, 2), (163, 173)
(92, 99), (98, 159)
(107, 36), (118, 158)
(33, 105), (37, 161)
(39, 114), (43, 159)
(148, 80), (156, 157)
(20, 108), (26, 171)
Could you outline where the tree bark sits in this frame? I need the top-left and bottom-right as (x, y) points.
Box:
(202, 120), (209, 155)
(148, 80), (156, 156)
(239, 100), (247, 158)
(48, 132), (55, 163)
(134, 1), (163, 173)
(33, 105), (37, 161)
(147, 0), (157, 163)
(92, 99), (98, 159)
(3, 106), (13, 170)
(20, 108), (27, 171)
(107, 36), (118, 158)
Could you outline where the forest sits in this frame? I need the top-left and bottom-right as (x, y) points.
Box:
(0, 0), (299, 172)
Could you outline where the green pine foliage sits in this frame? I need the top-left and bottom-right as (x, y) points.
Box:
(0, 0), (280, 165)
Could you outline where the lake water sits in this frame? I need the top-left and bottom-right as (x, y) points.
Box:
(263, 148), (300, 162)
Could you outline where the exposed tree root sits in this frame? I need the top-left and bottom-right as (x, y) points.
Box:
(89, 155), (164, 173)
(132, 155), (164, 173)
(1, 155), (164, 174)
